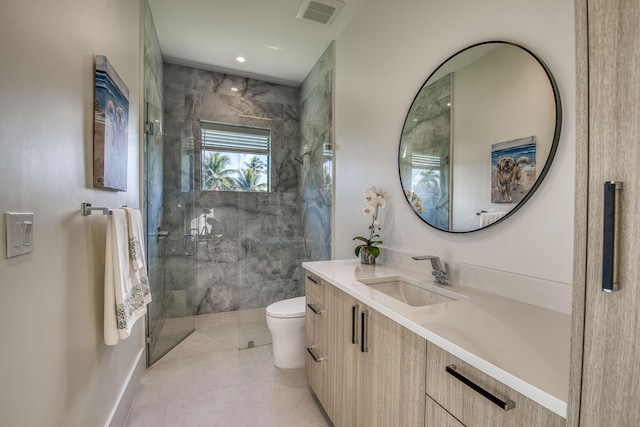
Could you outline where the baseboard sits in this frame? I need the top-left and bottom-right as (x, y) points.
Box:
(105, 348), (146, 427)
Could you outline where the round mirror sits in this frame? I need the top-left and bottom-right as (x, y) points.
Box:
(398, 41), (561, 232)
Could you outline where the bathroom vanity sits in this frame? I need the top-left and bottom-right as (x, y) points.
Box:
(303, 260), (569, 427)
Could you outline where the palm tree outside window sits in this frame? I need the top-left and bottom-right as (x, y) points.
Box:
(200, 121), (271, 192)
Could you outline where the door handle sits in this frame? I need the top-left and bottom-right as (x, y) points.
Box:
(183, 234), (196, 256)
(351, 304), (360, 344)
(602, 181), (623, 292)
(361, 310), (369, 353)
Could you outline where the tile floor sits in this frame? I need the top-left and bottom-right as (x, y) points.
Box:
(124, 310), (329, 427)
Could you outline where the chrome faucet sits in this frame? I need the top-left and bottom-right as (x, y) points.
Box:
(412, 255), (450, 285)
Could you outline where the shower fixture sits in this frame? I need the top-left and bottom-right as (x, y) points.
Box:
(295, 152), (311, 164)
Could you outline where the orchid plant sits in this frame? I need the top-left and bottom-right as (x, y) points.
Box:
(353, 186), (388, 259)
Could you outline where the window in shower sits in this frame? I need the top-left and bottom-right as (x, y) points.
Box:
(200, 121), (271, 192)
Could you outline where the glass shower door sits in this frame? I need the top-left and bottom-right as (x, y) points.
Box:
(144, 101), (196, 366)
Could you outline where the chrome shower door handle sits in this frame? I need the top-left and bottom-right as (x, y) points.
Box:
(602, 181), (623, 292)
(183, 234), (196, 256)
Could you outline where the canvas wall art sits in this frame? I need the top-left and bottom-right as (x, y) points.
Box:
(491, 136), (536, 204)
(94, 55), (129, 191)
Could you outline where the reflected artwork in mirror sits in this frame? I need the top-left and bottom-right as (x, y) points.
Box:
(398, 41), (561, 233)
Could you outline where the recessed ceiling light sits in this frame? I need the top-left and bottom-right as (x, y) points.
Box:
(236, 56), (246, 63)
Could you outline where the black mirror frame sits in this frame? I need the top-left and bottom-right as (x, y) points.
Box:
(398, 41), (562, 233)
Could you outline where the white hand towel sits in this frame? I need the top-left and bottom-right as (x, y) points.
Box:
(124, 207), (151, 306)
(104, 208), (151, 346)
(124, 207), (145, 271)
(480, 212), (508, 227)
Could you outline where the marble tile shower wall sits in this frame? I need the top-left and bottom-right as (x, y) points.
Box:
(299, 43), (333, 261)
(162, 63), (306, 315)
(399, 74), (451, 230)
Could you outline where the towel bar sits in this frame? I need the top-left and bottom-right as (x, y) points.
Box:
(81, 202), (129, 216)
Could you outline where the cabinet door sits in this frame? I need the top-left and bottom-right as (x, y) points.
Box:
(359, 304), (403, 426)
(327, 288), (361, 427)
(575, 0), (640, 425)
(400, 327), (427, 427)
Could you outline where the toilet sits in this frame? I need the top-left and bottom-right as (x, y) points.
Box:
(265, 296), (306, 369)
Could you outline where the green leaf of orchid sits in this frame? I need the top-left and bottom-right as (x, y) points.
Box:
(354, 246), (362, 256)
(368, 246), (380, 257)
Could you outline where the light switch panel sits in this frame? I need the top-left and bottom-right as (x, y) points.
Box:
(4, 212), (34, 258)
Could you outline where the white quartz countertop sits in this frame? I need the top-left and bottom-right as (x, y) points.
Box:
(302, 259), (571, 418)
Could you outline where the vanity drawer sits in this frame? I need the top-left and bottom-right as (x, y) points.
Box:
(305, 295), (326, 347)
(305, 272), (324, 303)
(425, 395), (465, 427)
(425, 342), (564, 427)
(306, 337), (326, 404)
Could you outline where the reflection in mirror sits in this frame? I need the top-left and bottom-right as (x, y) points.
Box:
(399, 42), (561, 233)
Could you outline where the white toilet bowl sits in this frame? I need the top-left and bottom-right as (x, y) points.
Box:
(265, 296), (306, 369)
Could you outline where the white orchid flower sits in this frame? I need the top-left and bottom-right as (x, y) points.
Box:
(364, 187), (377, 203)
(375, 188), (388, 201)
(375, 197), (387, 209)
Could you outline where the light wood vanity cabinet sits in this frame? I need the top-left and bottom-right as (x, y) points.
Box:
(425, 342), (564, 427)
(304, 270), (426, 427)
(305, 271), (561, 427)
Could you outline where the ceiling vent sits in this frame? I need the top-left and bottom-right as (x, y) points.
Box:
(296, 0), (345, 25)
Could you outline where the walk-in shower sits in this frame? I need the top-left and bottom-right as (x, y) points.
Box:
(143, 1), (333, 364)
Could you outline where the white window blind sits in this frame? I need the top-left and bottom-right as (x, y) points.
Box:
(411, 154), (441, 168)
(200, 121), (270, 154)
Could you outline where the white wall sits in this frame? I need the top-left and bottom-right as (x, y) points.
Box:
(452, 44), (556, 231)
(0, 1), (143, 426)
(334, 0), (575, 284)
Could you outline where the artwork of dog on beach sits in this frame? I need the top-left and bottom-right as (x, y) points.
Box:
(491, 136), (536, 203)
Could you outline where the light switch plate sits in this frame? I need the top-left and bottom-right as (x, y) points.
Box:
(4, 212), (34, 258)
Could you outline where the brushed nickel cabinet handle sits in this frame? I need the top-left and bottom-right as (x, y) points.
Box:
(306, 346), (325, 363)
(307, 303), (321, 315)
(361, 310), (369, 353)
(602, 181), (623, 292)
(446, 364), (516, 411)
(351, 304), (360, 344)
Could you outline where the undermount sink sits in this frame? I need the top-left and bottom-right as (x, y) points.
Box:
(356, 275), (465, 307)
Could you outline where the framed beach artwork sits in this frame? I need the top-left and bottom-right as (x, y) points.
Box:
(93, 55), (129, 191)
(491, 136), (536, 204)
